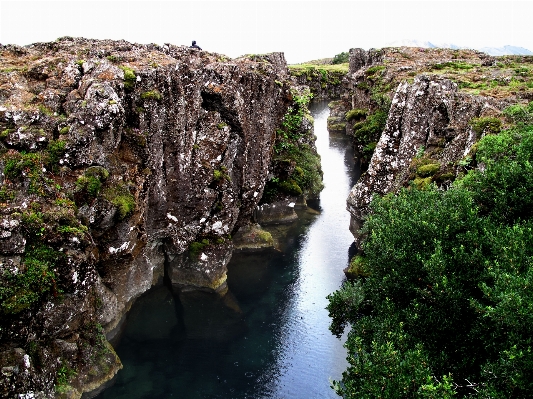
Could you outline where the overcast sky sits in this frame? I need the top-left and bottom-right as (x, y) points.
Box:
(1, 1), (531, 64)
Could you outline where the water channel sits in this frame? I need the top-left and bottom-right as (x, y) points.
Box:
(96, 102), (360, 399)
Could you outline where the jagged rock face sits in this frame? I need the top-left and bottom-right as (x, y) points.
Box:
(346, 74), (507, 240)
(290, 71), (345, 101)
(349, 48), (384, 73)
(0, 38), (292, 397)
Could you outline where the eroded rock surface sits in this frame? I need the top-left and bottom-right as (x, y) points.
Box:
(340, 47), (521, 243)
(0, 37), (300, 397)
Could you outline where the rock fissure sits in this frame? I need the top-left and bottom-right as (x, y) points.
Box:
(0, 38), (324, 398)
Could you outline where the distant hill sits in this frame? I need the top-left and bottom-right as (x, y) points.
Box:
(383, 39), (533, 56)
(478, 45), (533, 56)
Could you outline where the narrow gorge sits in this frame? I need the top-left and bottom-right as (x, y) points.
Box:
(1, 37), (533, 398)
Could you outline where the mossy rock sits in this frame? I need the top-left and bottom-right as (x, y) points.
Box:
(413, 176), (432, 189)
(345, 108), (367, 121)
(416, 163), (440, 177)
(328, 123), (347, 133)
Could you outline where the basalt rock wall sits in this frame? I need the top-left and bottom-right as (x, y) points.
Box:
(0, 37), (293, 397)
(341, 47), (515, 244)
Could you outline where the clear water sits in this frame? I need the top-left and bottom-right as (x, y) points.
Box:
(96, 102), (359, 399)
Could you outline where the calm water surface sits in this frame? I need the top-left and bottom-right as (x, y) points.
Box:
(97, 102), (359, 399)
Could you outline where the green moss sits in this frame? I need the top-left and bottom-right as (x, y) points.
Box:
(0, 244), (61, 315)
(257, 230), (273, 243)
(365, 65), (386, 76)
(76, 176), (101, 198)
(430, 61), (476, 71)
(38, 104), (53, 116)
(217, 122), (227, 130)
(353, 109), (389, 157)
(213, 167), (230, 182)
(46, 140), (67, 171)
(413, 176), (432, 189)
(0, 186), (16, 202)
(106, 55), (120, 63)
(328, 123), (346, 132)
(119, 66), (137, 91)
(345, 109), (367, 121)
(2, 151), (46, 194)
(469, 117), (502, 138)
(279, 179), (303, 196)
(189, 238), (210, 257)
(140, 90), (162, 101)
(1, 128), (15, 139)
(103, 184), (135, 220)
(288, 63), (348, 83)
(75, 166), (109, 200)
(58, 126), (70, 135)
(416, 163), (441, 177)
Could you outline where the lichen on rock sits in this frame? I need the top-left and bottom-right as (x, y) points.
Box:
(0, 37), (304, 397)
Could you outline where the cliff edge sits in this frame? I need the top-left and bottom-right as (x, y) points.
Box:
(0, 37), (309, 397)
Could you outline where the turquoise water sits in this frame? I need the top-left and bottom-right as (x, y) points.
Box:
(96, 103), (359, 399)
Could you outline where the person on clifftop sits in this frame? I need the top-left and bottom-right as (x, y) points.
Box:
(190, 40), (202, 50)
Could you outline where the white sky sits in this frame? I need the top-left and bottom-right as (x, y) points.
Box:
(1, 1), (532, 64)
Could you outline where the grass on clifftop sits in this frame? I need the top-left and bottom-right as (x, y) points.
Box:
(288, 63), (349, 75)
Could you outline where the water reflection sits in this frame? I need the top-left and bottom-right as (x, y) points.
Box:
(96, 102), (358, 399)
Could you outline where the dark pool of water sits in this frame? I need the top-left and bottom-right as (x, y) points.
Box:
(96, 103), (359, 399)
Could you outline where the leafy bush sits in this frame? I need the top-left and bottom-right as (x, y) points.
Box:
(502, 101), (533, 125)
(328, 121), (533, 398)
(332, 51), (349, 64)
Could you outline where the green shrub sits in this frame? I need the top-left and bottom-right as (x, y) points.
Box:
(327, 121), (533, 398)
(502, 101), (533, 125)
(346, 255), (369, 277)
(332, 51), (349, 64)
(353, 109), (388, 146)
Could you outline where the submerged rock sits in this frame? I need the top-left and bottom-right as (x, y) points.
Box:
(232, 223), (275, 252)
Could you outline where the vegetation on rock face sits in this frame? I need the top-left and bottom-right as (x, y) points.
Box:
(261, 88), (324, 203)
(119, 65), (136, 91)
(327, 113), (533, 398)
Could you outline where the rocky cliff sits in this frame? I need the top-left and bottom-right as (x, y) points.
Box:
(336, 47), (533, 243)
(0, 37), (317, 398)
